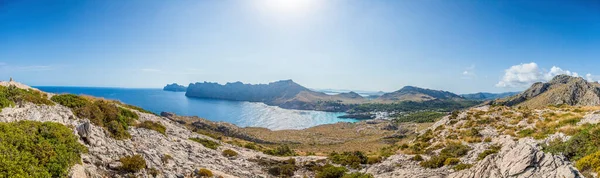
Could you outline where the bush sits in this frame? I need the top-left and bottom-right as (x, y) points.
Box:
(0, 85), (54, 111)
(268, 162), (296, 177)
(443, 158), (460, 166)
(222, 149), (238, 157)
(329, 151), (368, 169)
(576, 150), (600, 175)
(196, 168), (213, 177)
(478, 144), (501, 160)
(419, 155), (447, 168)
(543, 124), (600, 161)
(190, 138), (220, 149)
(453, 163), (473, 171)
(264, 145), (296, 156)
(367, 156), (382, 164)
(412, 155), (424, 161)
(342, 172), (374, 178)
(0, 121), (87, 177)
(244, 143), (258, 150)
(51, 94), (139, 140)
(119, 155), (147, 173)
(138, 121), (167, 135)
(316, 164), (348, 178)
(440, 143), (471, 158)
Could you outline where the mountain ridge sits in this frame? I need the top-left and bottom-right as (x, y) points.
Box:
(494, 75), (600, 108)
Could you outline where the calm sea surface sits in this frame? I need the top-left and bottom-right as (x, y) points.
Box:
(35, 87), (359, 130)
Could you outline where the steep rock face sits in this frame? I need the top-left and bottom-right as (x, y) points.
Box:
(496, 75), (600, 108)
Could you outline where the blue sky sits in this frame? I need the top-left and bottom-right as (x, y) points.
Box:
(0, 0), (599, 94)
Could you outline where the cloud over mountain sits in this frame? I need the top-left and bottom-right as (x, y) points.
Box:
(496, 62), (595, 88)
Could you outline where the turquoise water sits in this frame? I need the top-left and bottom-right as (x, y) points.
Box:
(35, 87), (359, 130)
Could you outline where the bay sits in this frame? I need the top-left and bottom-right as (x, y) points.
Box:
(35, 87), (359, 130)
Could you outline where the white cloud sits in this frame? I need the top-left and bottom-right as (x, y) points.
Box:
(461, 65), (476, 79)
(496, 62), (587, 88)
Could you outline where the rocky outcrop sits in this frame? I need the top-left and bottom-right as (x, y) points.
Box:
(495, 75), (600, 108)
(449, 137), (582, 178)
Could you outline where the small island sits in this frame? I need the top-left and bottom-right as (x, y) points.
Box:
(163, 83), (187, 92)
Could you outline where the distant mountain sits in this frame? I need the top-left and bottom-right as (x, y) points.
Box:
(461, 92), (520, 101)
(185, 80), (365, 111)
(494, 75), (600, 108)
(163, 83), (187, 92)
(375, 86), (465, 103)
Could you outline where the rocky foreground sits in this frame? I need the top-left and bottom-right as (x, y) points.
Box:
(1, 80), (598, 177)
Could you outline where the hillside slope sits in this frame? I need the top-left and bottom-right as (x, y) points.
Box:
(494, 75), (600, 108)
(375, 86), (465, 103)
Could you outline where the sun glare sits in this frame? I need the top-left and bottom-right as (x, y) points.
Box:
(256, 0), (321, 18)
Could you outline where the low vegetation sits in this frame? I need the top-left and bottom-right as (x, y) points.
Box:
(263, 145), (297, 156)
(190, 137), (220, 150)
(478, 144), (501, 160)
(119, 155), (147, 173)
(195, 168), (213, 177)
(348, 100), (481, 114)
(222, 149), (238, 157)
(0, 121), (88, 177)
(0, 85), (54, 112)
(329, 151), (368, 169)
(316, 164), (348, 178)
(420, 142), (471, 169)
(51, 94), (139, 139)
(394, 111), (446, 123)
(266, 158), (297, 177)
(137, 121), (167, 135)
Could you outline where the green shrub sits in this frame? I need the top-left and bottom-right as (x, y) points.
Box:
(267, 161), (296, 177)
(196, 168), (213, 177)
(148, 168), (160, 177)
(51, 94), (139, 140)
(419, 155), (447, 168)
(107, 120), (131, 139)
(0, 85), (54, 111)
(412, 155), (424, 161)
(316, 164), (348, 178)
(453, 163), (473, 171)
(440, 143), (471, 158)
(329, 151), (368, 169)
(119, 155), (146, 173)
(264, 145), (296, 156)
(244, 143), (258, 150)
(342, 172), (374, 178)
(444, 158), (460, 166)
(543, 124), (600, 161)
(222, 149), (238, 157)
(0, 121), (87, 177)
(478, 144), (501, 160)
(367, 156), (382, 164)
(190, 138), (220, 150)
(576, 150), (600, 175)
(138, 121), (166, 135)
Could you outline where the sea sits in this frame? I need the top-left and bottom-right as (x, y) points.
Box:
(35, 87), (359, 130)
